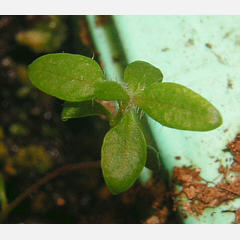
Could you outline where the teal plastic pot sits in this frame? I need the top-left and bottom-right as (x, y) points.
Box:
(87, 15), (240, 223)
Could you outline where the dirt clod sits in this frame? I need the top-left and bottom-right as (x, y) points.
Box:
(173, 166), (240, 216)
(226, 133), (240, 172)
(234, 209), (240, 224)
(173, 134), (240, 221)
(145, 215), (160, 224)
(172, 166), (201, 187)
(228, 134), (240, 165)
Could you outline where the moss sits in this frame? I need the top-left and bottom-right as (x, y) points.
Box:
(16, 86), (31, 98)
(9, 123), (29, 136)
(15, 145), (52, 173)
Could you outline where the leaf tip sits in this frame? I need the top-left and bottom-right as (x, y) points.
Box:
(207, 107), (223, 130)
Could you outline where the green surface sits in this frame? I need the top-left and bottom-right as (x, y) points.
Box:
(101, 112), (146, 194)
(61, 100), (113, 121)
(87, 15), (240, 223)
(135, 82), (222, 131)
(94, 81), (129, 101)
(124, 60), (163, 95)
(28, 53), (106, 102)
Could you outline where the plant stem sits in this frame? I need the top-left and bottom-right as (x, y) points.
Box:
(0, 160), (101, 223)
(110, 108), (123, 127)
(110, 101), (129, 127)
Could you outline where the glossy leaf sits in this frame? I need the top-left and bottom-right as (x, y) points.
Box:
(124, 61), (163, 94)
(94, 81), (129, 101)
(135, 82), (222, 131)
(0, 173), (7, 209)
(101, 112), (147, 194)
(61, 100), (113, 121)
(28, 53), (106, 102)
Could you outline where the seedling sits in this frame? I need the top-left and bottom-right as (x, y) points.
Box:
(28, 53), (222, 194)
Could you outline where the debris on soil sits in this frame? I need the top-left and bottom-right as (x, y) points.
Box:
(231, 163), (240, 172)
(227, 79), (233, 89)
(173, 165), (240, 216)
(185, 39), (194, 47)
(218, 164), (230, 181)
(161, 47), (169, 52)
(233, 209), (240, 224)
(227, 134), (240, 170)
(157, 206), (169, 223)
(204, 42), (226, 64)
(214, 52), (226, 65)
(173, 166), (201, 186)
(205, 43), (212, 49)
(223, 32), (231, 39)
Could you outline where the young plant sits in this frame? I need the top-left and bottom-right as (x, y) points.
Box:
(28, 53), (223, 194)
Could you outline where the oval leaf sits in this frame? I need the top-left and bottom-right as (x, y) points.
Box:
(101, 112), (146, 194)
(124, 61), (163, 94)
(94, 81), (129, 101)
(61, 100), (113, 121)
(28, 53), (106, 102)
(135, 82), (222, 131)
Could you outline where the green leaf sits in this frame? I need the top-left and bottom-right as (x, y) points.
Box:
(101, 112), (147, 194)
(135, 82), (223, 131)
(0, 173), (8, 209)
(124, 61), (163, 94)
(28, 53), (106, 102)
(61, 100), (113, 121)
(94, 81), (129, 101)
